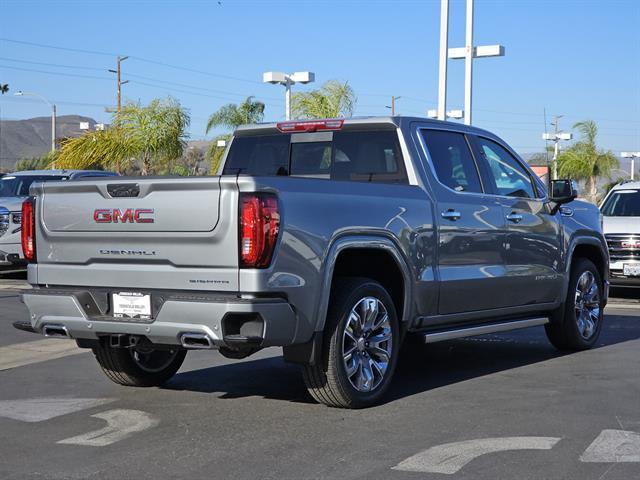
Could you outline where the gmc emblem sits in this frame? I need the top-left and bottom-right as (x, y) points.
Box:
(93, 208), (155, 224)
(622, 241), (640, 249)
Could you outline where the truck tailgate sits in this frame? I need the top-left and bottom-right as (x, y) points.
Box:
(32, 177), (239, 291)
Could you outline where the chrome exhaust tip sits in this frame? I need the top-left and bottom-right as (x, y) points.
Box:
(42, 324), (70, 338)
(180, 333), (214, 349)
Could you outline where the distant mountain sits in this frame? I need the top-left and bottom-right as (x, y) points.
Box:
(0, 115), (99, 172)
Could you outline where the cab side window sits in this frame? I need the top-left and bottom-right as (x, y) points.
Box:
(476, 137), (536, 199)
(420, 129), (483, 193)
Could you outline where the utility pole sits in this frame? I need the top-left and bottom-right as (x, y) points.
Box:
(437, 0), (449, 121)
(542, 115), (572, 180)
(386, 96), (401, 116)
(109, 56), (129, 113)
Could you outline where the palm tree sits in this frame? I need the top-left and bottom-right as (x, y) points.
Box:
(292, 80), (356, 119)
(56, 97), (190, 175)
(206, 96), (265, 133)
(205, 96), (264, 173)
(557, 120), (618, 203)
(0, 84), (9, 95)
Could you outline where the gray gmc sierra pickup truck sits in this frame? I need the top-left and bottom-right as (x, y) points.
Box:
(15, 117), (609, 408)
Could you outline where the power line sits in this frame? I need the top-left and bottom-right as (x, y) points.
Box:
(0, 56), (105, 71)
(0, 38), (117, 57)
(0, 64), (112, 81)
(0, 37), (261, 84)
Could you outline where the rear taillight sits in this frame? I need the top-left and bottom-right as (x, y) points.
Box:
(239, 193), (280, 268)
(21, 198), (36, 263)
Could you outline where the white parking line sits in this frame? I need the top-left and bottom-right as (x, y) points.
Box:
(580, 429), (640, 463)
(57, 409), (159, 447)
(392, 436), (562, 475)
(0, 280), (30, 290)
(0, 398), (115, 422)
(0, 339), (88, 371)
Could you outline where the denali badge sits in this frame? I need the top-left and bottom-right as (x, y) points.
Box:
(94, 208), (154, 223)
(99, 249), (157, 256)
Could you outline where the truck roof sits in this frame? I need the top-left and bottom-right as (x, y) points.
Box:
(4, 169), (112, 176)
(234, 116), (498, 138)
(610, 180), (640, 190)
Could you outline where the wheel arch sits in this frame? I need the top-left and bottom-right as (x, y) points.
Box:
(563, 236), (609, 304)
(314, 234), (413, 333)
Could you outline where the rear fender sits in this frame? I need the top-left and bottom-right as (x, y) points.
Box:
(314, 233), (413, 333)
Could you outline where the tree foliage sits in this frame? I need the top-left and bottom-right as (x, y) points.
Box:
(557, 120), (618, 203)
(15, 151), (60, 171)
(0, 84), (9, 95)
(206, 96), (265, 133)
(207, 134), (230, 174)
(205, 97), (264, 174)
(292, 80), (356, 119)
(56, 97), (190, 175)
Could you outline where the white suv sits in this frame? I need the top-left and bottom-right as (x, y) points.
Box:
(600, 180), (640, 286)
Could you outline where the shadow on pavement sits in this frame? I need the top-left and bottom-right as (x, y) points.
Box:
(165, 313), (640, 405)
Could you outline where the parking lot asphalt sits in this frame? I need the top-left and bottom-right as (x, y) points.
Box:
(0, 275), (639, 480)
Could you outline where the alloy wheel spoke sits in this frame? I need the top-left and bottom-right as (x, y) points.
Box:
(361, 298), (379, 331)
(368, 346), (390, 363)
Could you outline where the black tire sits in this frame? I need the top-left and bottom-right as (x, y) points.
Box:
(302, 277), (400, 408)
(545, 258), (604, 351)
(94, 340), (187, 387)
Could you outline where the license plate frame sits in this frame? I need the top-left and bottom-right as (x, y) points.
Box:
(112, 292), (152, 320)
(623, 263), (640, 277)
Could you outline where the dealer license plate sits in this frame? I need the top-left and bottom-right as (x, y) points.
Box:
(112, 292), (152, 319)
(623, 264), (640, 277)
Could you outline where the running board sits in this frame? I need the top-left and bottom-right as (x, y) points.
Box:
(422, 317), (549, 344)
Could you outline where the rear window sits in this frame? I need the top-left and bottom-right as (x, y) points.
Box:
(223, 130), (407, 184)
(0, 175), (68, 197)
(601, 190), (640, 216)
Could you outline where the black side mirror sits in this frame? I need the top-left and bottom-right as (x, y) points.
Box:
(550, 179), (578, 203)
(549, 179), (578, 214)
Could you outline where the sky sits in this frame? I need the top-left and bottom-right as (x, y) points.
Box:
(0, 0), (639, 161)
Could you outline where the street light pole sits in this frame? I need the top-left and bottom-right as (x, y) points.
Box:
(621, 152), (640, 180)
(464, 0), (474, 126)
(437, 0), (449, 121)
(14, 91), (56, 152)
(263, 71), (315, 121)
(285, 79), (292, 121)
(542, 115), (572, 180)
(448, 0), (504, 126)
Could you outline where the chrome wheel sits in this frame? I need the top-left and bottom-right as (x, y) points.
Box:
(574, 271), (600, 340)
(342, 296), (393, 393)
(130, 347), (180, 373)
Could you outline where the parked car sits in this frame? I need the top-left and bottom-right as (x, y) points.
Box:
(14, 117), (608, 408)
(0, 170), (118, 267)
(600, 180), (640, 286)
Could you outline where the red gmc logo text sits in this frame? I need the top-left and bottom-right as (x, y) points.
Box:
(93, 208), (155, 224)
(622, 241), (640, 249)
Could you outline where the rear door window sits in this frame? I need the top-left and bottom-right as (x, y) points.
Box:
(332, 130), (406, 183)
(420, 129), (483, 193)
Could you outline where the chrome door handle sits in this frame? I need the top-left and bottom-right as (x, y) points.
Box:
(506, 212), (523, 223)
(441, 210), (461, 221)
